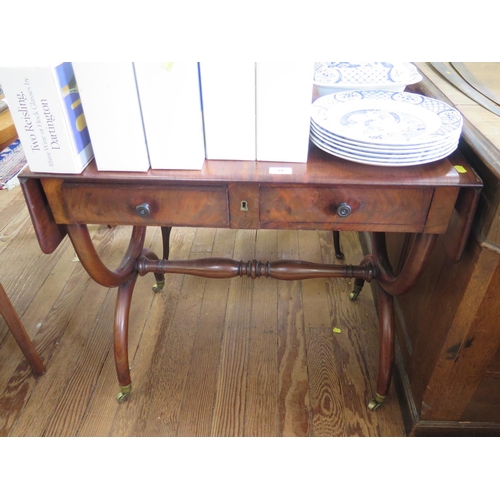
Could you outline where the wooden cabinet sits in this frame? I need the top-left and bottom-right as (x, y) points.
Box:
(373, 65), (500, 436)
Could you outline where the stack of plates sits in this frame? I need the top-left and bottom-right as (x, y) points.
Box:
(310, 90), (463, 167)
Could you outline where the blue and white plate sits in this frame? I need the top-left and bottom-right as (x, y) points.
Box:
(310, 120), (457, 154)
(311, 90), (463, 147)
(313, 62), (422, 86)
(310, 121), (458, 159)
(310, 132), (458, 167)
(313, 62), (423, 96)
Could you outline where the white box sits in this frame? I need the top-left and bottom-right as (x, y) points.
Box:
(0, 63), (94, 174)
(200, 62), (255, 160)
(72, 62), (149, 172)
(256, 62), (314, 162)
(134, 62), (205, 170)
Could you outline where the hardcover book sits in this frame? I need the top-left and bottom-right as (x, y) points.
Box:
(0, 63), (94, 174)
(199, 62), (256, 161)
(72, 62), (150, 172)
(134, 62), (205, 170)
(256, 62), (314, 163)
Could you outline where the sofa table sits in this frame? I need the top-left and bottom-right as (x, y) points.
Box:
(18, 143), (482, 409)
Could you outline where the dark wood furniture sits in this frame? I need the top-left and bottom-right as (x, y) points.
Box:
(0, 281), (45, 376)
(1, 104), (44, 377)
(372, 64), (500, 436)
(18, 144), (482, 410)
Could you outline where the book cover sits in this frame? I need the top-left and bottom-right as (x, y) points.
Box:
(0, 63), (94, 174)
(256, 62), (314, 163)
(54, 63), (92, 163)
(0, 139), (27, 190)
(199, 62), (256, 161)
(134, 62), (205, 170)
(72, 62), (150, 172)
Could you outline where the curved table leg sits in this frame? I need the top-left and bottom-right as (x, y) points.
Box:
(368, 282), (395, 411)
(114, 274), (138, 402)
(114, 247), (163, 402)
(67, 224), (147, 288)
(372, 232), (437, 296)
(66, 224), (156, 401)
(366, 232), (437, 410)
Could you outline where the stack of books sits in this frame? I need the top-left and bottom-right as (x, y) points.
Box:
(200, 62), (314, 162)
(0, 62), (315, 174)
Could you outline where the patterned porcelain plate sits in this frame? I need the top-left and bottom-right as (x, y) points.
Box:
(311, 121), (458, 162)
(311, 90), (463, 146)
(310, 120), (458, 154)
(310, 132), (458, 167)
(313, 62), (422, 86)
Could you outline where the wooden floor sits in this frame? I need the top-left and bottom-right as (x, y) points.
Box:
(0, 186), (405, 437)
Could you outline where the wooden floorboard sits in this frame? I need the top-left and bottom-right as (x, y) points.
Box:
(277, 230), (311, 437)
(0, 187), (406, 437)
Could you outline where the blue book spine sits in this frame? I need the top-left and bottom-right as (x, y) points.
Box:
(54, 62), (91, 155)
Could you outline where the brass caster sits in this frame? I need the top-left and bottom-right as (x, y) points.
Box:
(116, 383), (132, 403)
(349, 277), (366, 301)
(367, 393), (386, 411)
(152, 280), (165, 293)
(349, 279), (364, 300)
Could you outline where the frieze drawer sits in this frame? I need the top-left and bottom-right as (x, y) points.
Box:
(60, 183), (230, 227)
(259, 186), (433, 231)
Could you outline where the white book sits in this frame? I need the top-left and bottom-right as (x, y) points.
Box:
(256, 62), (314, 163)
(200, 62), (256, 160)
(72, 62), (149, 172)
(134, 62), (205, 170)
(0, 63), (94, 174)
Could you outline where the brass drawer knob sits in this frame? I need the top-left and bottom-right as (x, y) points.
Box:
(337, 202), (352, 217)
(135, 203), (151, 218)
